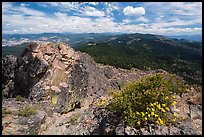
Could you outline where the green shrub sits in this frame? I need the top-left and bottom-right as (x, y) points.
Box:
(15, 95), (24, 102)
(18, 105), (37, 117)
(108, 73), (188, 128)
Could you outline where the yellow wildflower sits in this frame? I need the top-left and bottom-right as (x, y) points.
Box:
(148, 114), (151, 117)
(151, 108), (155, 112)
(144, 117), (147, 121)
(171, 101), (177, 106)
(156, 121), (160, 125)
(157, 104), (161, 109)
(165, 107), (170, 111)
(137, 121), (141, 125)
(150, 103), (154, 107)
(172, 95), (176, 99)
(165, 96), (169, 99)
(151, 112), (155, 116)
(158, 117), (161, 121)
(174, 113), (178, 118)
(181, 116), (185, 120)
(141, 112), (145, 117)
(153, 102), (157, 106)
(161, 108), (166, 113)
(160, 120), (165, 125)
(162, 104), (166, 107)
(154, 114), (159, 117)
(136, 111), (140, 115)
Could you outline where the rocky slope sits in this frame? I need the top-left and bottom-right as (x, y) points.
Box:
(2, 42), (202, 135)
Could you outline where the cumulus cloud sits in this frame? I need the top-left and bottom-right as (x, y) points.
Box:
(123, 6), (145, 16)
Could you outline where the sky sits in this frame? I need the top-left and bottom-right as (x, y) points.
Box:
(2, 2), (202, 36)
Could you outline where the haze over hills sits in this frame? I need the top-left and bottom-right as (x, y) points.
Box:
(167, 35), (202, 42)
(2, 33), (202, 47)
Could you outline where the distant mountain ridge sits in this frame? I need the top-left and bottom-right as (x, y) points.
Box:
(167, 35), (202, 42)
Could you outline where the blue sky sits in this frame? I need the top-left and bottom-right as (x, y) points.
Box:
(2, 2), (202, 35)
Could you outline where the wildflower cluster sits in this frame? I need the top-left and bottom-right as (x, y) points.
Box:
(108, 73), (188, 128)
(93, 97), (111, 108)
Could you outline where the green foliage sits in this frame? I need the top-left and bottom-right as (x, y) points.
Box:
(2, 108), (12, 118)
(18, 105), (37, 117)
(108, 73), (188, 128)
(2, 46), (26, 57)
(15, 95), (25, 102)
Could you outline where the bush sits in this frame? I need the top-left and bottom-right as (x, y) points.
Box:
(18, 105), (37, 117)
(108, 73), (188, 128)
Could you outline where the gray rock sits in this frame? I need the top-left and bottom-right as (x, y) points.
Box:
(125, 126), (138, 135)
(169, 126), (182, 135)
(189, 105), (202, 119)
(154, 126), (169, 135)
(115, 123), (124, 135)
(140, 128), (151, 135)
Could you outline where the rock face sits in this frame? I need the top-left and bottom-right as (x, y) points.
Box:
(2, 55), (18, 97)
(2, 42), (107, 113)
(2, 42), (202, 135)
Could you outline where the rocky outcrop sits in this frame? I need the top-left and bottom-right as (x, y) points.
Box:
(2, 42), (107, 113)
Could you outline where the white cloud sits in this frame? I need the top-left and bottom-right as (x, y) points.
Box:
(88, 2), (99, 6)
(136, 17), (149, 22)
(144, 2), (202, 23)
(122, 19), (131, 24)
(104, 2), (121, 18)
(18, 7), (45, 16)
(122, 17), (149, 24)
(3, 2), (45, 17)
(123, 6), (145, 16)
(152, 18), (201, 28)
(44, 2), (82, 12)
(82, 6), (105, 17)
